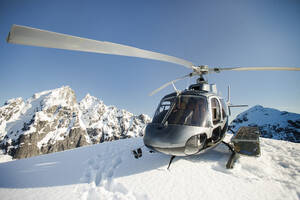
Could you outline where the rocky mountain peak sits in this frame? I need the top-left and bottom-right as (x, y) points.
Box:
(0, 86), (151, 159)
(32, 86), (77, 109)
(230, 105), (300, 142)
(79, 93), (104, 111)
(4, 97), (24, 106)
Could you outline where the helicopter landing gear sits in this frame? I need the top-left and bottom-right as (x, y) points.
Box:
(167, 155), (176, 170)
(222, 141), (239, 169)
(222, 126), (261, 169)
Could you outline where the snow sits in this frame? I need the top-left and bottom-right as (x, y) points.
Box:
(0, 150), (13, 163)
(0, 134), (299, 200)
(37, 128), (68, 149)
(34, 86), (75, 109)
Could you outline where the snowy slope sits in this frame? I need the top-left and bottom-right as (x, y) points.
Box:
(0, 134), (299, 200)
(0, 86), (150, 159)
(230, 105), (300, 142)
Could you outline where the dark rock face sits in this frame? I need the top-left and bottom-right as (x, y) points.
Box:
(41, 128), (89, 155)
(230, 105), (300, 143)
(0, 86), (151, 159)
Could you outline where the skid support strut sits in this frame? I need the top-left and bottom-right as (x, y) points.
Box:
(222, 141), (239, 169)
(167, 155), (176, 170)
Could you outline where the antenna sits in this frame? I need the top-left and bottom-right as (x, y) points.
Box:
(185, 77), (190, 90)
(227, 85), (231, 104)
(171, 81), (180, 95)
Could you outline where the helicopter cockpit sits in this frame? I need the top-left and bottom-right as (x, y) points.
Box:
(152, 95), (208, 127)
(144, 93), (212, 156)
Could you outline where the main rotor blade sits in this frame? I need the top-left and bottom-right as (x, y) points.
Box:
(7, 25), (195, 69)
(149, 73), (194, 96)
(210, 66), (300, 73)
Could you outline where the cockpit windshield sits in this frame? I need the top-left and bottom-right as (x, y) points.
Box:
(152, 97), (174, 124)
(152, 95), (208, 127)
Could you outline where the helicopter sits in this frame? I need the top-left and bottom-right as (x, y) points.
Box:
(6, 24), (300, 168)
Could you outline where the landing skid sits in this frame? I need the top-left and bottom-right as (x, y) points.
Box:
(132, 147), (176, 170)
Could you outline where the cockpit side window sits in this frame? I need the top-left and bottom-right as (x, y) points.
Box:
(220, 99), (228, 120)
(211, 98), (221, 125)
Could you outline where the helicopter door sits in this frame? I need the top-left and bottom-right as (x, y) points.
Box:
(211, 98), (221, 141)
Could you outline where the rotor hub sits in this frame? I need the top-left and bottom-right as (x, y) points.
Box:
(193, 65), (209, 75)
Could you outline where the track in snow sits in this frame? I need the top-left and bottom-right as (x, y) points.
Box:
(75, 147), (146, 200)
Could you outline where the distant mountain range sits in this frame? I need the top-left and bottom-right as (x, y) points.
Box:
(0, 87), (299, 160)
(229, 105), (300, 143)
(0, 86), (151, 159)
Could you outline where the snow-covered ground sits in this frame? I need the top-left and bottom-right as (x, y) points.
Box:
(0, 150), (13, 163)
(0, 134), (299, 200)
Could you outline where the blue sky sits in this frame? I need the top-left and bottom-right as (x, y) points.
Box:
(0, 0), (300, 120)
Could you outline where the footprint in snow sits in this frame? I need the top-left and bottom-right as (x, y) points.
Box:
(76, 153), (146, 200)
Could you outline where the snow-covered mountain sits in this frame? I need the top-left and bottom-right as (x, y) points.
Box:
(0, 86), (151, 160)
(0, 135), (299, 200)
(230, 105), (300, 143)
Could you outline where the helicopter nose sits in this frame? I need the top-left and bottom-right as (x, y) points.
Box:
(143, 123), (209, 156)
